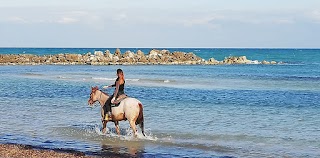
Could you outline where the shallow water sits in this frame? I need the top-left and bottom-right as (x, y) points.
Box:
(0, 49), (320, 157)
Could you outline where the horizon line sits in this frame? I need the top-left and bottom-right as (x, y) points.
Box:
(0, 47), (320, 49)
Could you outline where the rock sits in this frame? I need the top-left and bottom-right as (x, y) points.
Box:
(114, 48), (121, 57)
(94, 51), (104, 57)
(136, 50), (144, 57)
(104, 50), (111, 55)
(222, 56), (253, 64)
(138, 56), (147, 63)
(185, 52), (199, 61)
(123, 51), (135, 58)
(89, 55), (97, 62)
(159, 50), (171, 56)
(148, 49), (159, 59)
(148, 57), (157, 64)
(0, 49), (278, 65)
(173, 52), (186, 61)
(112, 56), (119, 62)
(237, 56), (249, 64)
(207, 58), (219, 64)
(104, 50), (113, 61)
(249, 60), (260, 64)
(65, 54), (81, 62)
(262, 60), (270, 64)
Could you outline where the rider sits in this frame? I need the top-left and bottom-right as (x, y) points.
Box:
(103, 68), (126, 120)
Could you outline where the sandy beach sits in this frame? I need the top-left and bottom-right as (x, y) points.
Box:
(0, 144), (93, 158)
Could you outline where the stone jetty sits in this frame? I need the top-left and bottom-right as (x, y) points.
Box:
(0, 49), (278, 65)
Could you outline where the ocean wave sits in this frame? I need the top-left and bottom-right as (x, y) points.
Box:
(164, 80), (170, 83)
(90, 77), (172, 83)
(91, 77), (116, 81)
(281, 75), (320, 81)
(126, 78), (140, 82)
(57, 76), (72, 79)
(91, 77), (140, 82)
(140, 79), (174, 83)
(22, 73), (44, 76)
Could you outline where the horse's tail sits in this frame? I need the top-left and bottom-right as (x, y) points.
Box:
(136, 103), (145, 136)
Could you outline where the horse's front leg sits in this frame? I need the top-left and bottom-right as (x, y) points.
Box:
(102, 120), (107, 134)
(114, 121), (120, 135)
(101, 106), (108, 134)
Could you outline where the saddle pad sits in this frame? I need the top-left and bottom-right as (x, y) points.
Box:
(111, 103), (120, 107)
(111, 95), (128, 107)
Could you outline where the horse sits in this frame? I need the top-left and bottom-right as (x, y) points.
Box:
(88, 86), (145, 137)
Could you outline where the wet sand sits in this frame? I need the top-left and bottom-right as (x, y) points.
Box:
(0, 143), (134, 158)
(0, 144), (92, 158)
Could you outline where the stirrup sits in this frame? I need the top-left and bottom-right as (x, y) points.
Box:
(103, 114), (112, 121)
(106, 113), (112, 120)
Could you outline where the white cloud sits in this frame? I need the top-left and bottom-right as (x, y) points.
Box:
(112, 13), (127, 21)
(214, 10), (300, 25)
(309, 10), (320, 23)
(56, 17), (78, 24)
(52, 10), (88, 24)
(273, 19), (295, 24)
(7, 16), (28, 23)
(182, 15), (224, 29)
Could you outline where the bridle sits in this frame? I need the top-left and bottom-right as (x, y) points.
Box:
(88, 89), (99, 106)
(88, 88), (108, 106)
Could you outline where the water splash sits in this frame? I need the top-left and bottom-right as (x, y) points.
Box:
(94, 126), (157, 141)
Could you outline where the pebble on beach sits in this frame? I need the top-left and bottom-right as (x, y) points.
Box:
(0, 144), (92, 158)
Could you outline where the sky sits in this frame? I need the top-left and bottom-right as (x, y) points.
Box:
(0, 0), (320, 48)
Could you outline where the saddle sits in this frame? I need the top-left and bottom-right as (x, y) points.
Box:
(111, 94), (128, 107)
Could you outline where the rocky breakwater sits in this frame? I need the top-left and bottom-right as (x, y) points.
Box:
(0, 48), (278, 65)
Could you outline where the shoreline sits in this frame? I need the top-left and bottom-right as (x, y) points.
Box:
(0, 143), (91, 158)
(0, 143), (132, 158)
(0, 48), (278, 65)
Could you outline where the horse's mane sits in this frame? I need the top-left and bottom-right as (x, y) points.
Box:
(92, 86), (109, 96)
(100, 90), (109, 96)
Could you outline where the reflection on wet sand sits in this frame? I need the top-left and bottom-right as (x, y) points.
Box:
(98, 139), (145, 157)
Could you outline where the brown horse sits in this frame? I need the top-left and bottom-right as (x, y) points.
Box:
(88, 86), (145, 137)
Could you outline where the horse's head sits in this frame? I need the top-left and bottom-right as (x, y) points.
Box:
(88, 86), (100, 106)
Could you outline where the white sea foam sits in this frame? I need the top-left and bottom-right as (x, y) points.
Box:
(92, 77), (115, 81)
(92, 77), (140, 82)
(57, 76), (72, 79)
(94, 126), (157, 141)
(126, 78), (140, 82)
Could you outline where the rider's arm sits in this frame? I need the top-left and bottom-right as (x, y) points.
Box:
(113, 81), (120, 99)
(103, 83), (115, 89)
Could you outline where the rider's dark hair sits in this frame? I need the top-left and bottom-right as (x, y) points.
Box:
(117, 69), (123, 74)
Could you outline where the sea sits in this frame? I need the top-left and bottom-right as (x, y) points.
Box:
(0, 48), (319, 158)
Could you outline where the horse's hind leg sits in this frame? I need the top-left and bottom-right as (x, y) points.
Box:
(114, 121), (120, 135)
(129, 120), (137, 137)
